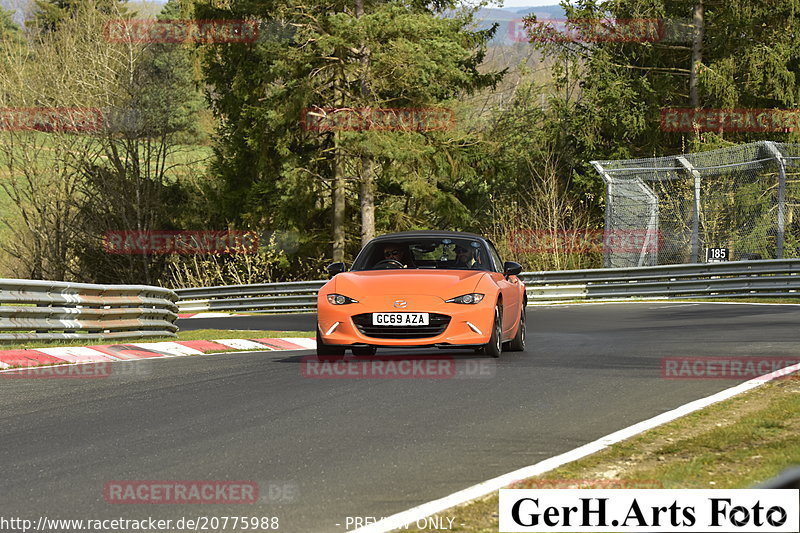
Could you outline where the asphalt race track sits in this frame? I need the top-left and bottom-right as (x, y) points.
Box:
(2, 303), (799, 533)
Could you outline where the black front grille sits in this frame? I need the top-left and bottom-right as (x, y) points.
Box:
(352, 313), (451, 339)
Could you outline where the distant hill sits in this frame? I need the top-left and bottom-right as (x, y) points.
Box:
(472, 4), (565, 45)
(511, 4), (565, 17)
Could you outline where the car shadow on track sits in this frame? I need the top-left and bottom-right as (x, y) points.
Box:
(271, 350), (502, 379)
(272, 349), (492, 364)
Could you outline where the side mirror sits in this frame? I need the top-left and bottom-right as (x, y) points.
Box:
(503, 261), (523, 278)
(326, 262), (346, 276)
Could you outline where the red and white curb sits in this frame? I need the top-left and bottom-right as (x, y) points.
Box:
(0, 337), (316, 371)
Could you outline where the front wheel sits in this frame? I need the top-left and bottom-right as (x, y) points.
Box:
(316, 327), (345, 357)
(481, 305), (502, 358)
(507, 307), (526, 352)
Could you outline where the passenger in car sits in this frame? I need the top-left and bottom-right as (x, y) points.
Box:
(454, 245), (478, 268)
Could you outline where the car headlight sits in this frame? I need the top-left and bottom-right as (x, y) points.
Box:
(326, 293), (359, 305)
(446, 293), (485, 304)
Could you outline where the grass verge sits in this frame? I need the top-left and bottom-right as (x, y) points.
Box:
(402, 374), (800, 533)
(0, 328), (314, 351)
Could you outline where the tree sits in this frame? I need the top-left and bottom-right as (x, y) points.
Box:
(0, 0), (207, 282)
(72, 0), (209, 284)
(520, 0), (800, 205)
(29, 0), (125, 34)
(1, 7), (22, 43)
(196, 0), (503, 263)
(0, 2), (112, 279)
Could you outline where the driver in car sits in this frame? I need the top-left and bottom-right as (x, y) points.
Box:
(454, 244), (485, 269)
(380, 244), (413, 268)
(454, 245), (475, 267)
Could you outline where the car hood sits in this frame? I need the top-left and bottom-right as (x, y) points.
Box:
(332, 270), (486, 302)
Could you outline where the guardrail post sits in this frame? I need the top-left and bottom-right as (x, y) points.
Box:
(764, 141), (786, 259)
(677, 156), (701, 263)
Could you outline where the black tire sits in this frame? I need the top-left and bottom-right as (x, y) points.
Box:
(481, 305), (502, 358)
(352, 345), (377, 356)
(507, 307), (526, 352)
(316, 327), (345, 357)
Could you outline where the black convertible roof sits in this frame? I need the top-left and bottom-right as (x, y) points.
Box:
(351, 231), (499, 271)
(369, 230), (485, 241)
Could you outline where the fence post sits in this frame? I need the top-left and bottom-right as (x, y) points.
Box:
(677, 156), (701, 263)
(591, 161), (614, 268)
(764, 141), (786, 259)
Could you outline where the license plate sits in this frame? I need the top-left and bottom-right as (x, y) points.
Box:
(372, 312), (429, 326)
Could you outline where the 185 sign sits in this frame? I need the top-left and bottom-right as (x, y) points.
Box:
(706, 247), (729, 262)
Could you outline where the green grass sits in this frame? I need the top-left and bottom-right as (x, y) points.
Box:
(400, 374), (800, 533)
(0, 132), (212, 191)
(0, 328), (314, 351)
(0, 131), (213, 276)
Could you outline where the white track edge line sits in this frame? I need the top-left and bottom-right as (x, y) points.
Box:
(352, 362), (800, 533)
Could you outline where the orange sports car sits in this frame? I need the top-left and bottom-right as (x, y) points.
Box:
(316, 231), (526, 357)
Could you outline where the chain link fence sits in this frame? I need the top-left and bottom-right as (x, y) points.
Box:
(592, 141), (800, 267)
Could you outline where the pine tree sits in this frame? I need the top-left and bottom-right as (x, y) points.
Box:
(1, 7), (22, 43)
(29, 0), (125, 34)
(196, 0), (503, 262)
(521, 0), (800, 203)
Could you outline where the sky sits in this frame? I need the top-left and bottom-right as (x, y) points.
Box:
(497, 1), (562, 7)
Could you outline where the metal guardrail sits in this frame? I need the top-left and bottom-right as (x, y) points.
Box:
(175, 280), (324, 314)
(174, 259), (800, 314)
(520, 259), (800, 302)
(0, 279), (179, 341)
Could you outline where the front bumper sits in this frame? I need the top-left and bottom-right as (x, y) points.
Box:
(317, 298), (495, 347)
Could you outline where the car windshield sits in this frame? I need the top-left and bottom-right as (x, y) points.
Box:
(351, 237), (492, 271)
